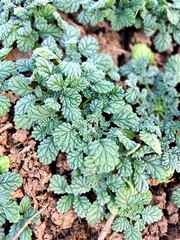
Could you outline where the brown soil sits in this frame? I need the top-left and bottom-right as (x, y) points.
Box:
(0, 20), (179, 240)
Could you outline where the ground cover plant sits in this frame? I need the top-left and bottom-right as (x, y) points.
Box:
(0, 1), (179, 240)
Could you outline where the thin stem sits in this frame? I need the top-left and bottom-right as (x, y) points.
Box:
(98, 213), (116, 240)
(12, 204), (48, 240)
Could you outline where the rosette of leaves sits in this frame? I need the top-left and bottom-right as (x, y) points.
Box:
(0, 156), (22, 239)
(0, 1), (62, 52)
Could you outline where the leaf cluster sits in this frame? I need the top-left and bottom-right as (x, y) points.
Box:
(0, 156), (38, 239)
(54, 0), (180, 52)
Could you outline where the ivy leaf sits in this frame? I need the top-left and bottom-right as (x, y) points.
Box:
(139, 131), (162, 155)
(141, 205), (162, 223)
(49, 174), (68, 194)
(37, 137), (59, 164)
(85, 138), (119, 173)
(57, 195), (74, 213)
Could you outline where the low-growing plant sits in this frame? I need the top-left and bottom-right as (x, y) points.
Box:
(1, 13), (179, 236)
(55, 0), (180, 52)
(0, 156), (22, 238)
(1, 1), (180, 52)
(0, 0), (61, 52)
(0, 156), (39, 239)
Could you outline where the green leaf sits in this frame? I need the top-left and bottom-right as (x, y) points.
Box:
(17, 31), (39, 52)
(35, 57), (53, 74)
(107, 197), (119, 215)
(118, 159), (133, 177)
(67, 151), (84, 169)
(139, 131), (162, 155)
(112, 107), (139, 130)
(85, 138), (119, 173)
(2, 201), (20, 223)
(172, 188), (180, 208)
(115, 187), (135, 208)
(55, 0), (82, 13)
(28, 105), (56, 120)
(0, 156), (10, 174)
(0, 95), (11, 117)
(92, 80), (114, 93)
(37, 137), (59, 164)
(154, 31), (172, 52)
(53, 123), (78, 152)
(133, 172), (149, 193)
(165, 55), (180, 83)
(97, 191), (110, 206)
(0, 47), (12, 60)
(46, 74), (64, 91)
(8, 76), (33, 96)
(167, 9), (180, 25)
(57, 195), (74, 213)
(143, 155), (169, 180)
(78, 36), (98, 58)
(66, 176), (91, 195)
(0, 61), (15, 80)
(60, 61), (82, 80)
(141, 205), (162, 223)
(19, 196), (31, 214)
(49, 174), (68, 194)
(0, 172), (22, 191)
(73, 196), (91, 218)
(124, 225), (142, 240)
(34, 47), (60, 61)
(112, 217), (130, 232)
(86, 201), (105, 224)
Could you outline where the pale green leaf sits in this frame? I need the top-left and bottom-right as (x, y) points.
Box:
(49, 174), (68, 194)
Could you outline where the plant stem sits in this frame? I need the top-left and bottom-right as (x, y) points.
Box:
(98, 213), (116, 240)
(12, 203), (48, 240)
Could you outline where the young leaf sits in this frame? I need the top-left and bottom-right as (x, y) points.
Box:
(49, 174), (68, 194)
(139, 131), (162, 155)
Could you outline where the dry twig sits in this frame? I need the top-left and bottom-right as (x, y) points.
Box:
(12, 203), (48, 240)
(0, 123), (13, 133)
(98, 214), (116, 240)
